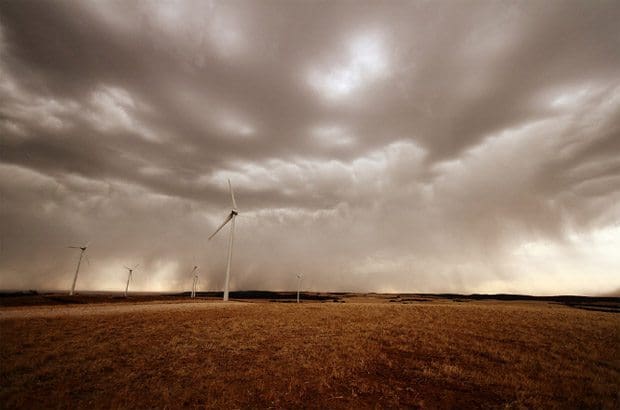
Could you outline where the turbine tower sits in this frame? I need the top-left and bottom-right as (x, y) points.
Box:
(296, 273), (303, 303)
(208, 179), (239, 301)
(190, 265), (199, 298)
(68, 244), (88, 295)
(124, 264), (139, 297)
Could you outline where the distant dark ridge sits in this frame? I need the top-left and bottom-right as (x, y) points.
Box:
(2, 291), (618, 303)
(189, 291), (339, 301)
(0, 293), (195, 308)
(0, 290), (39, 297)
(1, 291), (618, 311)
(428, 293), (620, 303)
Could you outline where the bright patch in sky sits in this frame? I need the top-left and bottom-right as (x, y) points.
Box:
(551, 87), (591, 108)
(511, 225), (620, 294)
(308, 32), (389, 100)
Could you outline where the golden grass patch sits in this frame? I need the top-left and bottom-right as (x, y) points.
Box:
(1, 301), (618, 408)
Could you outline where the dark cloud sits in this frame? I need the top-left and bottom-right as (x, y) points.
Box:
(1, 0), (619, 295)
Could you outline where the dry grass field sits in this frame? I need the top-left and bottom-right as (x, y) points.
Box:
(1, 299), (619, 409)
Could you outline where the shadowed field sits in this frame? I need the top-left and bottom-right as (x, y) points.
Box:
(1, 300), (618, 409)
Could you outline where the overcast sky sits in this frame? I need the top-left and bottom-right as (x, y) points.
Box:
(1, 0), (619, 295)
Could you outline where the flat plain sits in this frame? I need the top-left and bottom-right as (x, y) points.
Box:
(1, 295), (618, 409)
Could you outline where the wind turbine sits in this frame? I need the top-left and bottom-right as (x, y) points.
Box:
(190, 265), (199, 298)
(123, 264), (139, 297)
(296, 273), (303, 303)
(67, 244), (89, 295)
(208, 179), (239, 301)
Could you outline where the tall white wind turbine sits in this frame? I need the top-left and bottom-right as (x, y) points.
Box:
(123, 264), (139, 297)
(190, 265), (199, 298)
(296, 273), (303, 303)
(208, 179), (239, 301)
(68, 244), (89, 295)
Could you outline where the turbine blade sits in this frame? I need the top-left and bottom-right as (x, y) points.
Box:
(68, 246), (80, 249)
(208, 213), (233, 240)
(228, 179), (237, 209)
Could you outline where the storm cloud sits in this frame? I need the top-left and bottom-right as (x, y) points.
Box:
(1, 0), (619, 295)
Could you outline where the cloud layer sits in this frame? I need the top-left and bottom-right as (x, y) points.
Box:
(1, 0), (619, 295)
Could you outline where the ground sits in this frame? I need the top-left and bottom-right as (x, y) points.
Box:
(1, 296), (619, 409)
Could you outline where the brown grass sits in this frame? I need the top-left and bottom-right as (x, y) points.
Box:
(1, 301), (618, 409)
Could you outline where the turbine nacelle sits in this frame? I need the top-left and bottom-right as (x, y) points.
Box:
(208, 180), (240, 241)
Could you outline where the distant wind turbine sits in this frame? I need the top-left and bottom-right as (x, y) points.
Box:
(124, 264), (139, 297)
(67, 244), (89, 295)
(297, 273), (303, 303)
(208, 179), (239, 301)
(190, 265), (199, 298)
